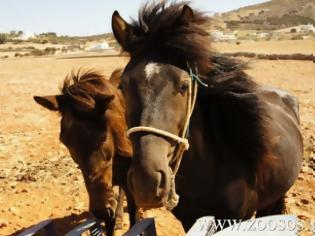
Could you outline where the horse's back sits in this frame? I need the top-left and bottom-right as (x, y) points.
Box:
(256, 86), (303, 207)
(258, 86), (300, 124)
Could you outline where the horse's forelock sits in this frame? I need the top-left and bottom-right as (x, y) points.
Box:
(61, 70), (112, 114)
(126, 0), (212, 75)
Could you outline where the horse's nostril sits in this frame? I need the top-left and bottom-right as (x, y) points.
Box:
(156, 170), (167, 200)
(158, 171), (166, 189)
(128, 168), (168, 202)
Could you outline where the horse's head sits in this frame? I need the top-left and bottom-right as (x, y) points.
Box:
(121, 61), (192, 208)
(34, 69), (132, 221)
(112, 1), (211, 208)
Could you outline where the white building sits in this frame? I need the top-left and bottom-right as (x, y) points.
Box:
(301, 24), (315, 33)
(85, 41), (111, 51)
(277, 24), (315, 33)
(257, 32), (270, 38)
(15, 32), (36, 41)
(210, 31), (237, 41)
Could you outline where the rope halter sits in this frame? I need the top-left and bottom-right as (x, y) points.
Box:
(127, 126), (190, 150)
(126, 62), (207, 210)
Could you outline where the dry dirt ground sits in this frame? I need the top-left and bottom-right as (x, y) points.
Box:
(0, 41), (314, 235)
(212, 39), (315, 54)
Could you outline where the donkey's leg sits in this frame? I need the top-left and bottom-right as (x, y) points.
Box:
(256, 196), (286, 217)
(113, 187), (125, 236)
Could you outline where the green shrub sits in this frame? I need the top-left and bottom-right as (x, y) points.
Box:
(30, 49), (45, 56)
(44, 47), (56, 55)
(267, 15), (315, 26)
(28, 38), (46, 44)
(11, 39), (23, 44)
(40, 32), (57, 37)
(50, 39), (59, 44)
(0, 34), (7, 44)
(291, 35), (304, 40)
(24, 46), (36, 50)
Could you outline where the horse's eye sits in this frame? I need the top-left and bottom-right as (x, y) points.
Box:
(119, 85), (124, 95)
(180, 81), (189, 94)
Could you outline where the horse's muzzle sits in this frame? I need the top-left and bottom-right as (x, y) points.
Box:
(127, 164), (170, 208)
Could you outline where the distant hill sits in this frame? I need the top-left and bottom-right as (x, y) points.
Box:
(214, 0), (315, 30)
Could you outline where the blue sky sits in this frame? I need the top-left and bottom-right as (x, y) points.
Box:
(0, 0), (268, 36)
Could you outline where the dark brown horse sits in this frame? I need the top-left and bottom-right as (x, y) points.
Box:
(33, 69), (136, 235)
(111, 1), (303, 231)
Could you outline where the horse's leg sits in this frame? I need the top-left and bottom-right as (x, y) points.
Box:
(172, 200), (197, 232)
(103, 209), (115, 236)
(256, 196), (286, 217)
(89, 186), (116, 236)
(124, 187), (137, 227)
(113, 187), (125, 236)
(104, 208), (116, 236)
(180, 217), (197, 232)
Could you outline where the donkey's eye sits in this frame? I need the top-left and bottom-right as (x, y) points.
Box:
(179, 81), (189, 94)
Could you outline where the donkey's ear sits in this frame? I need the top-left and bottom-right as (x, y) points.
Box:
(109, 68), (123, 88)
(33, 95), (63, 111)
(178, 5), (194, 24)
(112, 11), (133, 51)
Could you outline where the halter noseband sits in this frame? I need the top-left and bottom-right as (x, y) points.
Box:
(127, 126), (190, 150)
(126, 63), (207, 209)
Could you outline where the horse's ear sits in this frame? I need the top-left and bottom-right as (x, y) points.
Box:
(112, 11), (133, 51)
(109, 68), (123, 88)
(94, 94), (115, 114)
(178, 4), (194, 24)
(33, 95), (64, 111)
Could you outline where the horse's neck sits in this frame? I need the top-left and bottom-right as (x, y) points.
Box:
(179, 103), (217, 178)
(186, 81), (267, 168)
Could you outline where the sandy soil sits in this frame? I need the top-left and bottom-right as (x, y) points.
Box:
(0, 41), (314, 235)
(213, 39), (315, 54)
(0, 42), (68, 50)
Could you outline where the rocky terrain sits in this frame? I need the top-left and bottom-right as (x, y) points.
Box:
(214, 0), (315, 30)
(0, 40), (314, 235)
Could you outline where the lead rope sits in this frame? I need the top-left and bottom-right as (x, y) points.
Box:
(165, 64), (200, 210)
(127, 63), (206, 210)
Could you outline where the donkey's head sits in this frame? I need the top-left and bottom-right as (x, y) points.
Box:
(34, 69), (132, 222)
(112, 1), (211, 208)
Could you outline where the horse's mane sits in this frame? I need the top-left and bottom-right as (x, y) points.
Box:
(207, 55), (256, 92)
(62, 69), (133, 157)
(199, 55), (276, 174)
(124, 1), (212, 74)
(61, 69), (113, 115)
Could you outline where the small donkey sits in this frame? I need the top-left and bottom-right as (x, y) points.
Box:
(34, 69), (136, 236)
